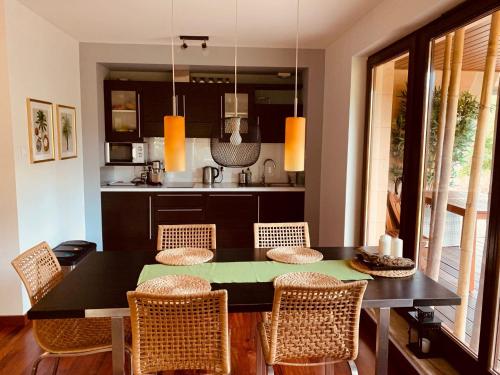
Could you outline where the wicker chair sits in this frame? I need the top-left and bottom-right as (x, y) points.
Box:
(127, 289), (230, 374)
(157, 224), (217, 250)
(254, 222), (310, 248)
(11, 242), (123, 375)
(257, 272), (367, 375)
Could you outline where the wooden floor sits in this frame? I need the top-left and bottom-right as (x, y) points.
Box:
(0, 313), (413, 375)
(434, 220), (486, 345)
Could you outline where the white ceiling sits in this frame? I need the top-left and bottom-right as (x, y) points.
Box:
(19, 0), (383, 49)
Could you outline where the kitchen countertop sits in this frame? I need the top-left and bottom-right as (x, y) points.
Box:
(100, 182), (305, 192)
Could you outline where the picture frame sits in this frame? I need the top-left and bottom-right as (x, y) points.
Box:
(26, 98), (55, 163)
(56, 104), (77, 159)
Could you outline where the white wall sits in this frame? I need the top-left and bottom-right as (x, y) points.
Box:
(320, 0), (463, 246)
(0, 0), (85, 314)
(80, 44), (325, 248)
(0, 0), (22, 316)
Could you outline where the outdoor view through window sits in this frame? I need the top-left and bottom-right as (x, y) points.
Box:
(420, 12), (500, 359)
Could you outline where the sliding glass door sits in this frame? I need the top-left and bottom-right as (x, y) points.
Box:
(419, 12), (500, 356)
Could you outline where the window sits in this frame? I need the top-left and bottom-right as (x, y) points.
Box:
(364, 53), (409, 245)
(419, 13), (500, 356)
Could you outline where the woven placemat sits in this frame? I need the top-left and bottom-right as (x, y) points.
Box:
(266, 247), (323, 264)
(350, 259), (416, 278)
(273, 271), (341, 287)
(155, 248), (214, 266)
(136, 275), (211, 295)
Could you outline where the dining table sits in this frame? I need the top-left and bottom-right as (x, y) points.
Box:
(27, 247), (460, 375)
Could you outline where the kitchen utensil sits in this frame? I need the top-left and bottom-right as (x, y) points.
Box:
(203, 166), (220, 184)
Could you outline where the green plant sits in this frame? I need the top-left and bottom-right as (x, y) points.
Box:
(389, 84), (479, 188)
(35, 110), (48, 133)
(61, 114), (72, 150)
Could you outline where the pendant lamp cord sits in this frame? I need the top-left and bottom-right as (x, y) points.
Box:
(294, 0), (299, 117)
(234, 0), (238, 117)
(171, 0), (177, 116)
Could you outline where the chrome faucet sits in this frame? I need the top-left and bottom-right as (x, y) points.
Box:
(262, 158), (277, 184)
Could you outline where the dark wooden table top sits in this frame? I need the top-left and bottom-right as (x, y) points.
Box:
(28, 247), (460, 319)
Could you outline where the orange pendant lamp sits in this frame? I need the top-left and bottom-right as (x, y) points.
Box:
(284, 0), (305, 172)
(164, 0), (186, 171)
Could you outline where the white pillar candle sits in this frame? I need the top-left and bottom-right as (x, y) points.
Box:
(378, 234), (392, 256)
(421, 338), (431, 354)
(391, 237), (403, 258)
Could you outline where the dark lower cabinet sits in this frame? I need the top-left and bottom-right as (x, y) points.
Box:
(101, 192), (154, 251)
(101, 191), (305, 250)
(206, 193), (258, 248)
(258, 192), (305, 222)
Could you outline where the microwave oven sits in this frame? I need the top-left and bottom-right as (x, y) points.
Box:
(105, 142), (147, 164)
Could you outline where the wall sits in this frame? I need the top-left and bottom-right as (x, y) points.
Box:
(0, 0), (21, 315)
(80, 44), (325, 248)
(1, 0), (85, 313)
(320, 0), (463, 246)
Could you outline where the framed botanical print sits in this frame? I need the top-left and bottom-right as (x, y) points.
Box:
(56, 104), (77, 159)
(26, 98), (55, 163)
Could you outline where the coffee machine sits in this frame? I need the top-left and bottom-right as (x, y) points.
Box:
(147, 160), (164, 185)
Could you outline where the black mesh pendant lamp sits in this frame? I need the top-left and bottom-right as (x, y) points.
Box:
(210, 0), (261, 168)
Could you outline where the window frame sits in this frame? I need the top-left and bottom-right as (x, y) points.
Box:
(362, 0), (500, 371)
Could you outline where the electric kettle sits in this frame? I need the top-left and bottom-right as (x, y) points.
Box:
(203, 166), (220, 184)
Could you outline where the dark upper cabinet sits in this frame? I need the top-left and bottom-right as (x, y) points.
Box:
(140, 82), (173, 137)
(101, 192), (154, 251)
(254, 87), (303, 143)
(104, 80), (142, 142)
(176, 83), (220, 138)
(105, 80), (302, 141)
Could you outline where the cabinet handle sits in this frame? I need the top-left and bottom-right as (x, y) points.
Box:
(157, 194), (202, 197)
(183, 95), (186, 118)
(220, 95), (223, 119)
(209, 194), (253, 197)
(138, 93), (142, 138)
(148, 195), (152, 240)
(157, 208), (203, 212)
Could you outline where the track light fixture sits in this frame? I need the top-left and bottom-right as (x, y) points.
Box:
(179, 35), (209, 50)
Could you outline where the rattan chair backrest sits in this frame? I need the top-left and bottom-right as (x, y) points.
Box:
(157, 224), (217, 251)
(127, 289), (230, 375)
(11, 241), (63, 306)
(254, 222), (310, 248)
(268, 278), (367, 363)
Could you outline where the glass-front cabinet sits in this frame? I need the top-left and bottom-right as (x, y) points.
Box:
(104, 81), (141, 141)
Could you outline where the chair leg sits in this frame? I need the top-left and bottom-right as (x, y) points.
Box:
(51, 357), (60, 375)
(347, 360), (358, 375)
(325, 357), (334, 375)
(31, 352), (52, 375)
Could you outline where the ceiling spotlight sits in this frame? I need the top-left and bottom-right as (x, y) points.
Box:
(201, 41), (207, 49)
(181, 40), (188, 49)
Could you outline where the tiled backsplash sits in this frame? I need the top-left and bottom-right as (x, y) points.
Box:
(101, 138), (292, 184)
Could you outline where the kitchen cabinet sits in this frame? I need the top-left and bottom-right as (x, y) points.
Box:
(206, 193), (258, 248)
(176, 83), (220, 138)
(101, 192), (154, 251)
(140, 82), (172, 137)
(104, 81), (142, 142)
(254, 88), (303, 143)
(258, 192), (305, 223)
(101, 191), (304, 250)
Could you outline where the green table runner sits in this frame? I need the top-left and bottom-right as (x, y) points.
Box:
(138, 260), (372, 285)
